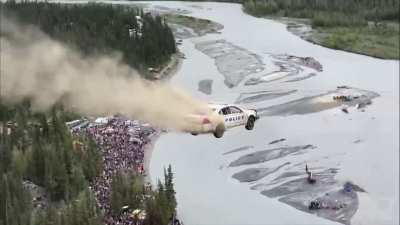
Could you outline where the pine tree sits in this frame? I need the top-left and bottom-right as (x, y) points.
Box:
(164, 165), (177, 215)
(0, 171), (32, 225)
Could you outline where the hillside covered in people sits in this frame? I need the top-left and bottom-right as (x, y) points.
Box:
(0, 102), (178, 225)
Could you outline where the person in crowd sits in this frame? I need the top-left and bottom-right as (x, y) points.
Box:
(73, 117), (156, 225)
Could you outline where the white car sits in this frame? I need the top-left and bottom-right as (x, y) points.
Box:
(186, 103), (259, 138)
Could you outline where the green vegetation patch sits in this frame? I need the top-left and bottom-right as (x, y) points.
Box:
(1, 1), (176, 73)
(165, 14), (222, 35)
(0, 102), (104, 225)
(315, 25), (399, 59)
(0, 100), (180, 225)
(243, 0), (399, 59)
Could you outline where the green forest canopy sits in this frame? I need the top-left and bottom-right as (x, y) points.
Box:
(0, 102), (178, 225)
(1, 1), (176, 74)
(243, 0), (399, 25)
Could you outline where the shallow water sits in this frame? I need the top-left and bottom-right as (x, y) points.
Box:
(145, 2), (398, 225)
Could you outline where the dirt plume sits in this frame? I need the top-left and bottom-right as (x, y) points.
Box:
(0, 17), (221, 131)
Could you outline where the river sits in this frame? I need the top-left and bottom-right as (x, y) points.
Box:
(144, 2), (399, 225)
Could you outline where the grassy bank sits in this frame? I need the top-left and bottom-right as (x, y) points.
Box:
(243, 0), (399, 59)
(316, 24), (399, 59)
(165, 14), (223, 36)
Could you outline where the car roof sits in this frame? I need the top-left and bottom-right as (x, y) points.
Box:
(208, 103), (242, 110)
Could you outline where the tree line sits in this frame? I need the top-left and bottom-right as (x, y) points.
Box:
(0, 101), (103, 225)
(109, 165), (177, 225)
(0, 101), (177, 225)
(129, 0), (243, 2)
(1, 1), (177, 76)
(243, 0), (399, 27)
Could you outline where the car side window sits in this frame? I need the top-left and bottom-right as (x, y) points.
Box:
(229, 106), (242, 114)
(219, 107), (231, 115)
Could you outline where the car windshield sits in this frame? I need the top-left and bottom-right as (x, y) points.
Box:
(230, 106), (242, 113)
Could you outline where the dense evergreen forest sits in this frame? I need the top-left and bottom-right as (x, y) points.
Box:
(1, 1), (176, 74)
(243, 0), (399, 23)
(0, 102), (101, 225)
(0, 102), (177, 225)
(129, 0), (243, 2)
(0, 2), (180, 224)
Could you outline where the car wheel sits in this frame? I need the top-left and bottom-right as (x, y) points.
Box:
(191, 132), (198, 136)
(245, 116), (255, 130)
(213, 123), (225, 138)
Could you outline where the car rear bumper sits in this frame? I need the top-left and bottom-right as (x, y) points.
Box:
(198, 123), (215, 133)
(185, 123), (215, 134)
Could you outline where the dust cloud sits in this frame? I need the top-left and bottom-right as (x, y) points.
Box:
(0, 18), (221, 131)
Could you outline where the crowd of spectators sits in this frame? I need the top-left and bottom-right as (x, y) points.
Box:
(72, 117), (156, 225)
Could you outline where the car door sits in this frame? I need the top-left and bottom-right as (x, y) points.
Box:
(219, 107), (235, 128)
(229, 106), (245, 127)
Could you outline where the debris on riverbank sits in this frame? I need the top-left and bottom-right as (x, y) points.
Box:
(257, 86), (380, 117)
(261, 169), (363, 225)
(226, 143), (365, 225)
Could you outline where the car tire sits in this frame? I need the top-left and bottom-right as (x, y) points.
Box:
(191, 132), (198, 136)
(213, 123), (225, 138)
(245, 116), (255, 130)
